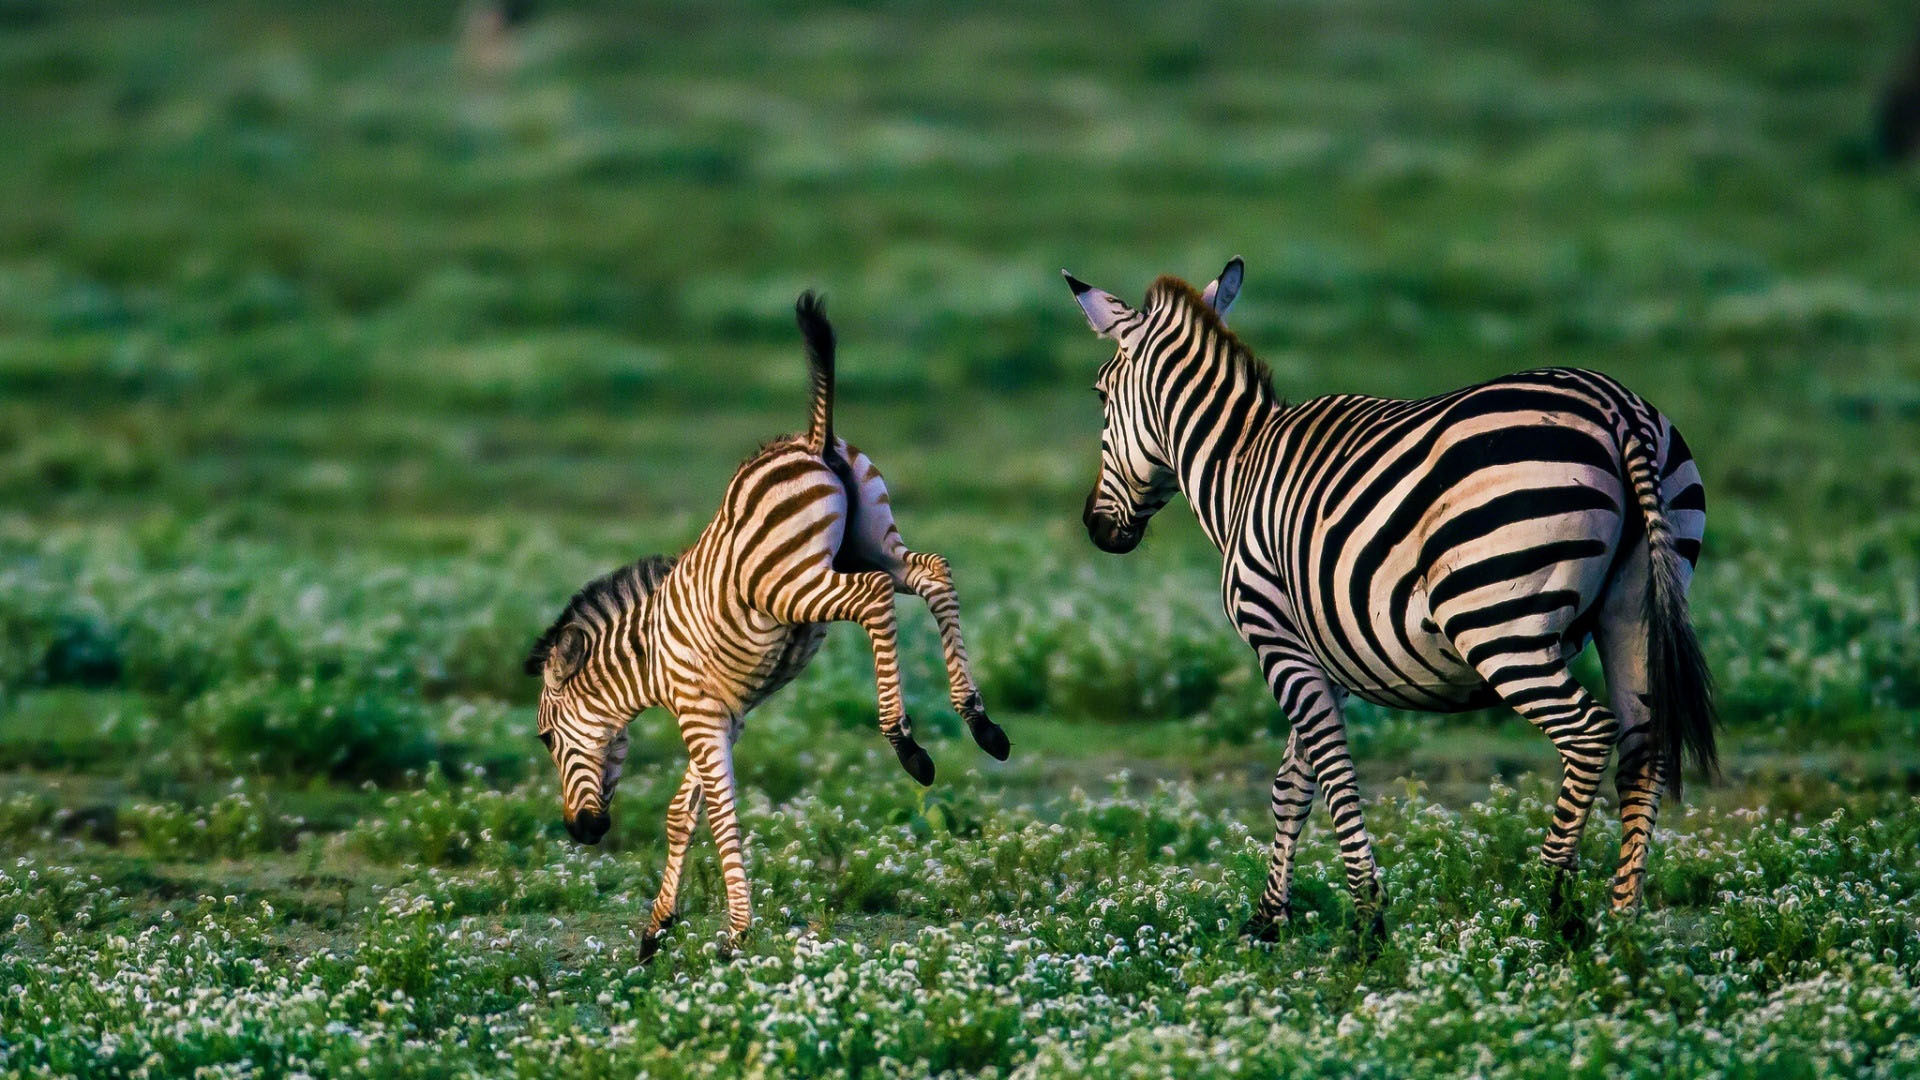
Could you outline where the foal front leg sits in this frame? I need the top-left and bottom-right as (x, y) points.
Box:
(639, 765), (702, 962)
(681, 704), (753, 947)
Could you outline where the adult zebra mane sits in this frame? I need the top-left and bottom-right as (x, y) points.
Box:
(524, 553), (679, 675)
(1144, 275), (1279, 403)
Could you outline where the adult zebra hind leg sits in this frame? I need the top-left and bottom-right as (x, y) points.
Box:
(1460, 637), (1620, 944)
(1597, 533), (1680, 914)
(1244, 658), (1386, 945)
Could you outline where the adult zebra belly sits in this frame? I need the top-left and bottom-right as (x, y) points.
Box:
(1286, 404), (1628, 712)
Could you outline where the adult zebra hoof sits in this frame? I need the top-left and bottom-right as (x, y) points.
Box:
(1360, 910), (1390, 950)
(1546, 870), (1591, 946)
(1240, 913), (1282, 942)
(894, 736), (936, 786)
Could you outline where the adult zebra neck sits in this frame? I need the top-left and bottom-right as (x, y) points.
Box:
(1146, 295), (1283, 552)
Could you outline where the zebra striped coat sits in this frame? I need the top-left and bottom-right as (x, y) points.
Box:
(1063, 261), (1714, 942)
(525, 293), (1009, 956)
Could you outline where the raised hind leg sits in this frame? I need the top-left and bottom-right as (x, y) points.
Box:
(760, 567), (935, 786)
(896, 550), (1009, 760)
(832, 441), (1007, 761)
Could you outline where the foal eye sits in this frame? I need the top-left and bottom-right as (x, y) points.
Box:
(538, 731), (555, 751)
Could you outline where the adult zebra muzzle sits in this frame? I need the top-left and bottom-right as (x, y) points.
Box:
(1083, 489), (1143, 554)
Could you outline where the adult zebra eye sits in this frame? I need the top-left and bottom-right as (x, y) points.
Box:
(538, 731), (555, 751)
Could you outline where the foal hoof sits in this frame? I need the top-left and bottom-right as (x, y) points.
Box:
(1557, 914), (1594, 948)
(638, 914), (678, 965)
(893, 736), (936, 786)
(961, 694), (1011, 761)
(970, 718), (1011, 761)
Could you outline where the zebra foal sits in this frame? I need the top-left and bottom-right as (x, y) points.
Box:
(1061, 259), (1715, 942)
(525, 293), (1009, 957)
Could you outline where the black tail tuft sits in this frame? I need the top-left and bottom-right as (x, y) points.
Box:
(1647, 555), (1717, 800)
(1629, 430), (1717, 800)
(795, 290), (835, 456)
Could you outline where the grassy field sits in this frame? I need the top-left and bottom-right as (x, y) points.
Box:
(3, 0), (1920, 1075)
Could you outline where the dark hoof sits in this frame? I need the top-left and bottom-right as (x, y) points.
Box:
(1240, 913), (1282, 942)
(1557, 914), (1594, 948)
(1547, 871), (1591, 946)
(638, 914), (678, 964)
(893, 736), (936, 786)
(970, 718), (1011, 761)
(960, 694), (1010, 762)
(1362, 910), (1389, 946)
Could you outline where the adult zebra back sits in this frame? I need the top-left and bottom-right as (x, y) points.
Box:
(525, 292), (1009, 958)
(1061, 260), (1714, 942)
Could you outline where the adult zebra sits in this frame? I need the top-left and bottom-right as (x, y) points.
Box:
(1060, 260), (1714, 942)
(525, 292), (1010, 957)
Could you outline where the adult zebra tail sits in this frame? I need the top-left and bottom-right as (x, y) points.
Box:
(1624, 429), (1717, 799)
(795, 291), (835, 456)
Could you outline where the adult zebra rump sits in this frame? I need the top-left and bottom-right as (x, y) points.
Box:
(525, 292), (1010, 957)
(1060, 260), (1714, 942)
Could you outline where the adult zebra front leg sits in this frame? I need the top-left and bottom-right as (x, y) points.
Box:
(1248, 658), (1386, 943)
(1243, 729), (1314, 941)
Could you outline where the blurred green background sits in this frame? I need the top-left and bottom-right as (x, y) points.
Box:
(5, 2), (1920, 1074)
(5, 0), (1919, 756)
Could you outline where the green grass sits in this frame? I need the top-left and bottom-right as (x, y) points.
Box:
(3, 0), (1920, 1075)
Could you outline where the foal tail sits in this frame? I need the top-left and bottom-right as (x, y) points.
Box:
(1623, 428), (1717, 798)
(796, 291), (836, 457)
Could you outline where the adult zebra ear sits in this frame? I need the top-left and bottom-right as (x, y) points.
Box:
(544, 625), (589, 689)
(1200, 256), (1244, 321)
(1061, 270), (1136, 339)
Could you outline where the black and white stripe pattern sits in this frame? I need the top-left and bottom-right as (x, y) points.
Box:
(1064, 260), (1715, 941)
(525, 292), (1009, 956)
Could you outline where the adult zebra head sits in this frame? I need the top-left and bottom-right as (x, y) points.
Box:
(1060, 258), (1248, 553)
(524, 554), (676, 845)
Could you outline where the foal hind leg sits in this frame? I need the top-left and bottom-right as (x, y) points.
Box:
(762, 567), (935, 786)
(897, 550), (1008, 759)
(834, 442), (1008, 760)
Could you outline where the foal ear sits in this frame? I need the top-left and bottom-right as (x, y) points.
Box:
(1061, 270), (1136, 339)
(544, 625), (589, 689)
(1200, 256), (1245, 321)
